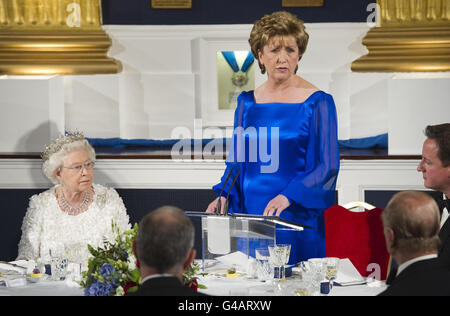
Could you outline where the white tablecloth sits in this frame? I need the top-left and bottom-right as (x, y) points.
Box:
(0, 280), (83, 296)
(0, 276), (385, 296)
(196, 259), (387, 296)
(197, 274), (386, 296)
(0, 263), (386, 297)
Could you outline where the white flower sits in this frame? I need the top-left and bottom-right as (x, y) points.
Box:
(128, 255), (137, 270)
(114, 286), (124, 296)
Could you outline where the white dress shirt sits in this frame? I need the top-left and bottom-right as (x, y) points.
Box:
(441, 194), (449, 229)
(141, 273), (174, 284)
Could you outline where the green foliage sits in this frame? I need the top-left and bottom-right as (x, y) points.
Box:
(80, 222), (140, 295)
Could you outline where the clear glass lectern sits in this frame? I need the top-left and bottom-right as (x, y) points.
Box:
(186, 212), (308, 271)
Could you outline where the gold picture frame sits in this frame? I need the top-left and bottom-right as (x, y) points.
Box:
(282, 0), (324, 7)
(152, 0), (192, 9)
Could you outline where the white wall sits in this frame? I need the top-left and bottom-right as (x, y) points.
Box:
(0, 23), (449, 154)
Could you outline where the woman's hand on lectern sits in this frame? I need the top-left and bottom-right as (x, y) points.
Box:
(263, 194), (290, 217)
(205, 196), (227, 214)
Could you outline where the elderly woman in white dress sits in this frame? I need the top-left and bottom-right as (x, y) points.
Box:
(17, 132), (130, 265)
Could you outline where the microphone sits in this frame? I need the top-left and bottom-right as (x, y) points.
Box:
(216, 167), (234, 215)
(223, 168), (241, 216)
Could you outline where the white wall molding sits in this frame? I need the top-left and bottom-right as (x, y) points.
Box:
(0, 158), (425, 207)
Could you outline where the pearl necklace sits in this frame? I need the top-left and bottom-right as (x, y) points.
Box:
(60, 190), (90, 215)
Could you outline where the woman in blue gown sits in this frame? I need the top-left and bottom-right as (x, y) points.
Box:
(206, 11), (340, 264)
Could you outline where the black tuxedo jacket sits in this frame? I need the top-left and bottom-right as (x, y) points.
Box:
(128, 276), (209, 296)
(379, 258), (450, 296)
(439, 217), (450, 267)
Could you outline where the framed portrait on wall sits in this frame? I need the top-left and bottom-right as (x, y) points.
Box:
(151, 0), (192, 9)
(195, 27), (264, 128)
(216, 51), (255, 110)
(282, 0), (324, 7)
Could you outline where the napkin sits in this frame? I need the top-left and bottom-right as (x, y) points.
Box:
(334, 258), (366, 286)
(0, 261), (27, 287)
(0, 261), (27, 274)
(215, 251), (248, 272)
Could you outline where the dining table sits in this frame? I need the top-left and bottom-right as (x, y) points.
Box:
(0, 277), (386, 296)
(0, 261), (387, 296)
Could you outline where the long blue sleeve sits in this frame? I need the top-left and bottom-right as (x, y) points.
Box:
(281, 93), (340, 214)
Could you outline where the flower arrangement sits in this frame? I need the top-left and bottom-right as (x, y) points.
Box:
(81, 222), (140, 296)
(182, 261), (208, 292)
(81, 221), (206, 296)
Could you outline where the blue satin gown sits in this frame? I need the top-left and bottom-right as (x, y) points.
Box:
(213, 90), (340, 264)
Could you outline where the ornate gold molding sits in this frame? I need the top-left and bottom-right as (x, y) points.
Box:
(0, 0), (122, 75)
(352, 0), (450, 72)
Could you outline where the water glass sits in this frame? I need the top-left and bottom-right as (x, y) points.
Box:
(307, 258), (327, 295)
(255, 247), (273, 281)
(51, 257), (68, 281)
(274, 280), (290, 296)
(290, 280), (311, 296)
(308, 258), (327, 276)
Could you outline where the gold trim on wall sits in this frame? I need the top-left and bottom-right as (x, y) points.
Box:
(0, 0), (122, 75)
(0, 0), (102, 30)
(378, 0), (450, 27)
(352, 0), (450, 72)
(282, 0), (324, 7)
(152, 0), (192, 9)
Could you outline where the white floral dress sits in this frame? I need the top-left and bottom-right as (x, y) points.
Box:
(17, 184), (131, 264)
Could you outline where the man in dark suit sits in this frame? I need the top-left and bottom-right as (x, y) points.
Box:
(130, 205), (208, 296)
(417, 123), (450, 266)
(379, 191), (450, 296)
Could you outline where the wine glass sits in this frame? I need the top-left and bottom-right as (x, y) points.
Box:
(277, 244), (291, 279)
(325, 257), (340, 288)
(268, 244), (290, 279)
(268, 246), (281, 279)
(65, 243), (87, 281)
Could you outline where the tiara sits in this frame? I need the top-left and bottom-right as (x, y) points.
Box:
(41, 131), (85, 161)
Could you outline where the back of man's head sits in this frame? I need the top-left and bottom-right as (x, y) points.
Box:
(382, 191), (440, 257)
(136, 206), (195, 273)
